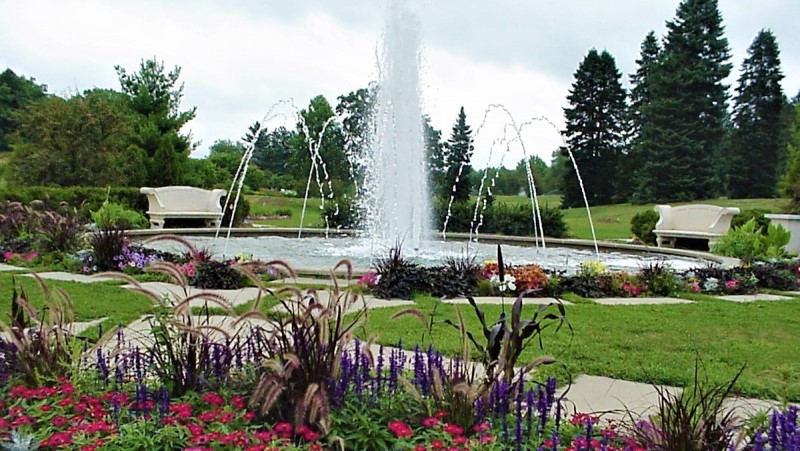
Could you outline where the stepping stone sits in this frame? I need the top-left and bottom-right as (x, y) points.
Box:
(21, 271), (116, 283)
(716, 293), (794, 302)
(443, 296), (572, 305)
(120, 281), (264, 308)
(71, 317), (109, 335)
(557, 375), (681, 421)
(0, 263), (25, 272)
(593, 297), (694, 305)
(271, 290), (413, 315)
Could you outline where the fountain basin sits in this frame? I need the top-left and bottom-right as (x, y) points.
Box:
(129, 228), (731, 275)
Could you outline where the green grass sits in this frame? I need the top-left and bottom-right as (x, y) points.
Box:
(246, 194), (787, 240)
(0, 273), (155, 334)
(354, 294), (800, 402)
(247, 194), (325, 228)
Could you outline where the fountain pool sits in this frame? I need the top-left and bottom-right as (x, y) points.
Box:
(140, 233), (715, 275)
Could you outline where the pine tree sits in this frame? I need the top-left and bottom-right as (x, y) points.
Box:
(634, 0), (732, 202)
(561, 49), (628, 207)
(444, 107), (474, 203)
(622, 32), (661, 201)
(726, 30), (785, 198)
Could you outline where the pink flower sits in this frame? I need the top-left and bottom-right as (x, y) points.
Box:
(442, 423), (463, 436)
(388, 420), (413, 438)
(422, 417), (440, 428)
(2, 250), (13, 261)
(726, 279), (739, 289)
(201, 392), (225, 406)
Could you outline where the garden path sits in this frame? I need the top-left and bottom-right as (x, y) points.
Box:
(0, 263), (24, 271)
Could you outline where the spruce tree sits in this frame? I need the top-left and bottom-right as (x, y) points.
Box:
(561, 49), (627, 207)
(444, 107), (474, 203)
(623, 32), (661, 201)
(634, 0), (732, 202)
(727, 30), (785, 198)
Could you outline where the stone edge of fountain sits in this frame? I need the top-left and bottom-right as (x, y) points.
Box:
(126, 227), (738, 275)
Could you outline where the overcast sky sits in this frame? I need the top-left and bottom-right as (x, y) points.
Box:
(1, 0), (798, 169)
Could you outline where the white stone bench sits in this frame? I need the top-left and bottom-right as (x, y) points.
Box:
(140, 186), (227, 229)
(654, 204), (740, 250)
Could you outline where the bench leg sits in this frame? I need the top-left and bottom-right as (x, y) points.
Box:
(206, 218), (222, 229)
(149, 217), (165, 230)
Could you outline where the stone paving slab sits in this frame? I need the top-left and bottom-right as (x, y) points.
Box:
(442, 296), (572, 305)
(21, 271), (116, 283)
(121, 282), (264, 308)
(272, 290), (413, 315)
(717, 293), (794, 302)
(0, 263), (25, 272)
(556, 374), (789, 422)
(593, 297), (694, 306)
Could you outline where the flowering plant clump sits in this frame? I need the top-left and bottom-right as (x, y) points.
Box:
(357, 271), (381, 287)
(581, 260), (607, 277)
(510, 264), (549, 293)
(481, 260), (500, 279)
(1, 250), (39, 266)
(0, 378), (325, 450)
(490, 273), (516, 293)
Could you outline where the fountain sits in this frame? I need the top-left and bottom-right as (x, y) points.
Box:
(359, 0), (430, 250)
(140, 0), (717, 274)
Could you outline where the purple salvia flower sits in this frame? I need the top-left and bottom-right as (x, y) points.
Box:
(751, 428), (766, 451)
(374, 344), (385, 394)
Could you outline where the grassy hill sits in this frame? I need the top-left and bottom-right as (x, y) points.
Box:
(247, 193), (788, 240)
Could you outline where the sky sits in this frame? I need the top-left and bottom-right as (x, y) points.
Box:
(1, 0), (798, 169)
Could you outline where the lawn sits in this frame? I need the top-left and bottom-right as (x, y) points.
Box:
(0, 273), (155, 335)
(356, 294), (800, 402)
(246, 193), (787, 240)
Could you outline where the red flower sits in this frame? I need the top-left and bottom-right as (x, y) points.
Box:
(388, 420), (413, 438)
(414, 446), (427, 451)
(202, 392), (225, 406)
(254, 430), (276, 442)
(230, 395), (247, 410)
(422, 417), (440, 428)
(40, 404), (53, 412)
(430, 440), (445, 449)
(170, 402), (193, 419)
(243, 411), (257, 421)
(472, 421), (490, 433)
(442, 423), (464, 436)
(452, 435), (468, 445)
(51, 415), (69, 428)
(40, 432), (73, 447)
(308, 445), (323, 451)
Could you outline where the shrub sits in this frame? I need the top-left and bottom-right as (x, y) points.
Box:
(91, 202), (149, 229)
(36, 209), (84, 254)
(89, 228), (128, 272)
(219, 195), (250, 227)
(0, 186), (146, 221)
(631, 209), (659, 245)
(712, 218), (790, 263)
(510, 264), (548, 293)
(189, 260), (247, 290)
(322, 195), (360, 230)
(731, 208), (772, 234)
(434, 200), (569, 238)
(373, 244), (427, 300)
(639, 261), (681, 296)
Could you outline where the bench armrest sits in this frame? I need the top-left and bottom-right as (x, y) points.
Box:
(708, 207), (740, 232)
(654, 205), (672, 230)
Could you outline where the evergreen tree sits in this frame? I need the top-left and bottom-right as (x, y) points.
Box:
(622, 32), (661, 201)
(726, 30), (785, 198)
(444, 107), (474, 203)
(561, 49), (627, 207)
(634, 0), (732, 202)
(115, 59), (196, 186)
